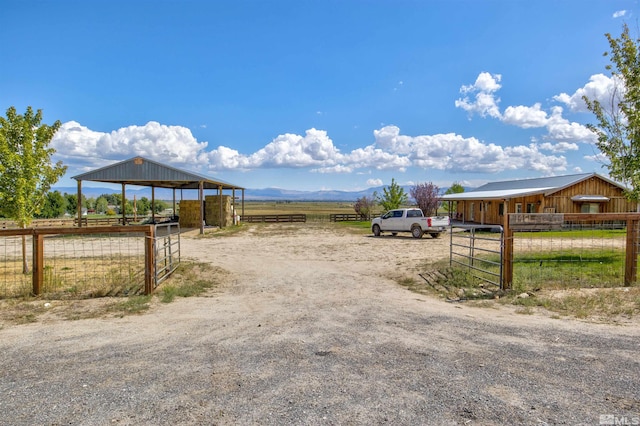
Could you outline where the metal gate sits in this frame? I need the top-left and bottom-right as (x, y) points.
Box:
(450, 224), (504, 289)
(154, 223), (181, 288)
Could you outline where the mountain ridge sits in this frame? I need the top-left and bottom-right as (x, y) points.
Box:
(52, 185), (470, 201)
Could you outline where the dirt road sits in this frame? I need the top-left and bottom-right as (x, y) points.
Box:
(1, 223), (638, 425)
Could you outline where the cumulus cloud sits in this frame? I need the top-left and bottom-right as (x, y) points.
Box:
(207, 128), (344, 170)
(52, 121), (208, 171)
(545, 106), (597, 143)
(367, 178), (383, 186)
(53, 119), (570, 179)
(455, 72), (502, 118)
(553, 74), (622, 113)
(502, 103), (548, 128)
(538, 141), (579, 153)
(613, 10), (627, 18)
(455, 72), (598, 145)
(369, 125), (567, 174)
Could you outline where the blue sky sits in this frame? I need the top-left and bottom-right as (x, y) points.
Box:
(1, 1), (637, 191)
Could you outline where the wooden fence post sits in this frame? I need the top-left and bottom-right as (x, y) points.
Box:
(625, 219), (638, 286)
(32, 232), (43, 296)
(502, 207), (513, 290)
(144, 225), (156, 295)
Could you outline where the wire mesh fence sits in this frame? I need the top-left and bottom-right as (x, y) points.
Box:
(449, 214), (640, 291)
(511, 219), (633, 290)
(0, 227), (152, 299)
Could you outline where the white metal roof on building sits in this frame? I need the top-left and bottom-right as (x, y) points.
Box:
(440, 173), (627, 201)
(441, 187), (557, 201)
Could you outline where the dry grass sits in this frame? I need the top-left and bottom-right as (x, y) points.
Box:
(242, 201), (356, 216)
(403, 258), (640, 323)
(0, 261), (227, 327)
(1, 255), (145, 299)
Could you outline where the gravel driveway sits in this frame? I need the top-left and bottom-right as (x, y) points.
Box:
(1, 222), (639, 425)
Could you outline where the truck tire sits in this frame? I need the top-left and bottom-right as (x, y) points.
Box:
(430, 232), (442, 239)
(411, 225), (423, 239)
(373, 224), (381, 236)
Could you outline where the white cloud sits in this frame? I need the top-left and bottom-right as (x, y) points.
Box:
(455, 72), (599, 145)
(613, 10), (627, 18)
(502, 103), (548, 128)
(553, 74), (622, 113)
(371, 125), (567, 174)
(52, 121), (209, 171)
(584, 153), (608, 163)
(367, 178), (383, 186)
(208, 128), (344, 170)
(52, 118), (572, 182)
(311, 165), (353, 174)
(539, 141), (579, 153)
(545, 106), (597, 143)
(455, 72), (502, 118)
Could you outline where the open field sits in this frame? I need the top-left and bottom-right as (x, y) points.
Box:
(1, 222), (639, 425)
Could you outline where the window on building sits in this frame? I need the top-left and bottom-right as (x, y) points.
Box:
(499, 203), (504, 216)
(581, 203), (600, 213)
(515, 203), (522, 213)
(526, 203), (536, 213)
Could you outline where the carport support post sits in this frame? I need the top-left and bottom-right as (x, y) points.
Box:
(625, 218), (638, 286)
(77, 180), (83, 227)
(121, 183), (126, 225)
(151, 186), (156, 223)
(199, 181), (204, 235)
(502, 200), (513, 290)
(218, 185), (223, 228)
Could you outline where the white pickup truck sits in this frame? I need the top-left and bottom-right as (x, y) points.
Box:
(371, 208), (450, 239)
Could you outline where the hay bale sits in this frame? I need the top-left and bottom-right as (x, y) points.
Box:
(205, 195), (234, 227)
(179, 200), (202, 228)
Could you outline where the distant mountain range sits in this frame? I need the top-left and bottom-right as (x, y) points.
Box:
(52, 185), (471, 201)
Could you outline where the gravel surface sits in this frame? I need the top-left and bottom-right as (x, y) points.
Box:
(1, 222), (639, 425)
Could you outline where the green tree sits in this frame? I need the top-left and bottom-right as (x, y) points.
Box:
(153, 199), (169, 214)
(64, 192), (87, 215)
(98, 193), (119, 205)
(36, 190), (67, 219)
(584, 23), (640, 202)
(137, 197), (151, 216)
(95, 196), (108, 214)
(85, 197), (96, 211)
(442, 182), (465, 212)
(0, 106), (66, 272)
(376, 178), (408, 211)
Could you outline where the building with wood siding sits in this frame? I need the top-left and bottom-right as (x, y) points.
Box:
(440, 173), (637, 225)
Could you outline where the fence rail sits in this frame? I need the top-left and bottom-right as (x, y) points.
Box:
(0, 216), (175, 229)
(330, 213), (369, 222)
(241, 214), (307, 223)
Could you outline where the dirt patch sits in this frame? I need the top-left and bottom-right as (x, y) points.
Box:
(1, 222), (639, 425)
